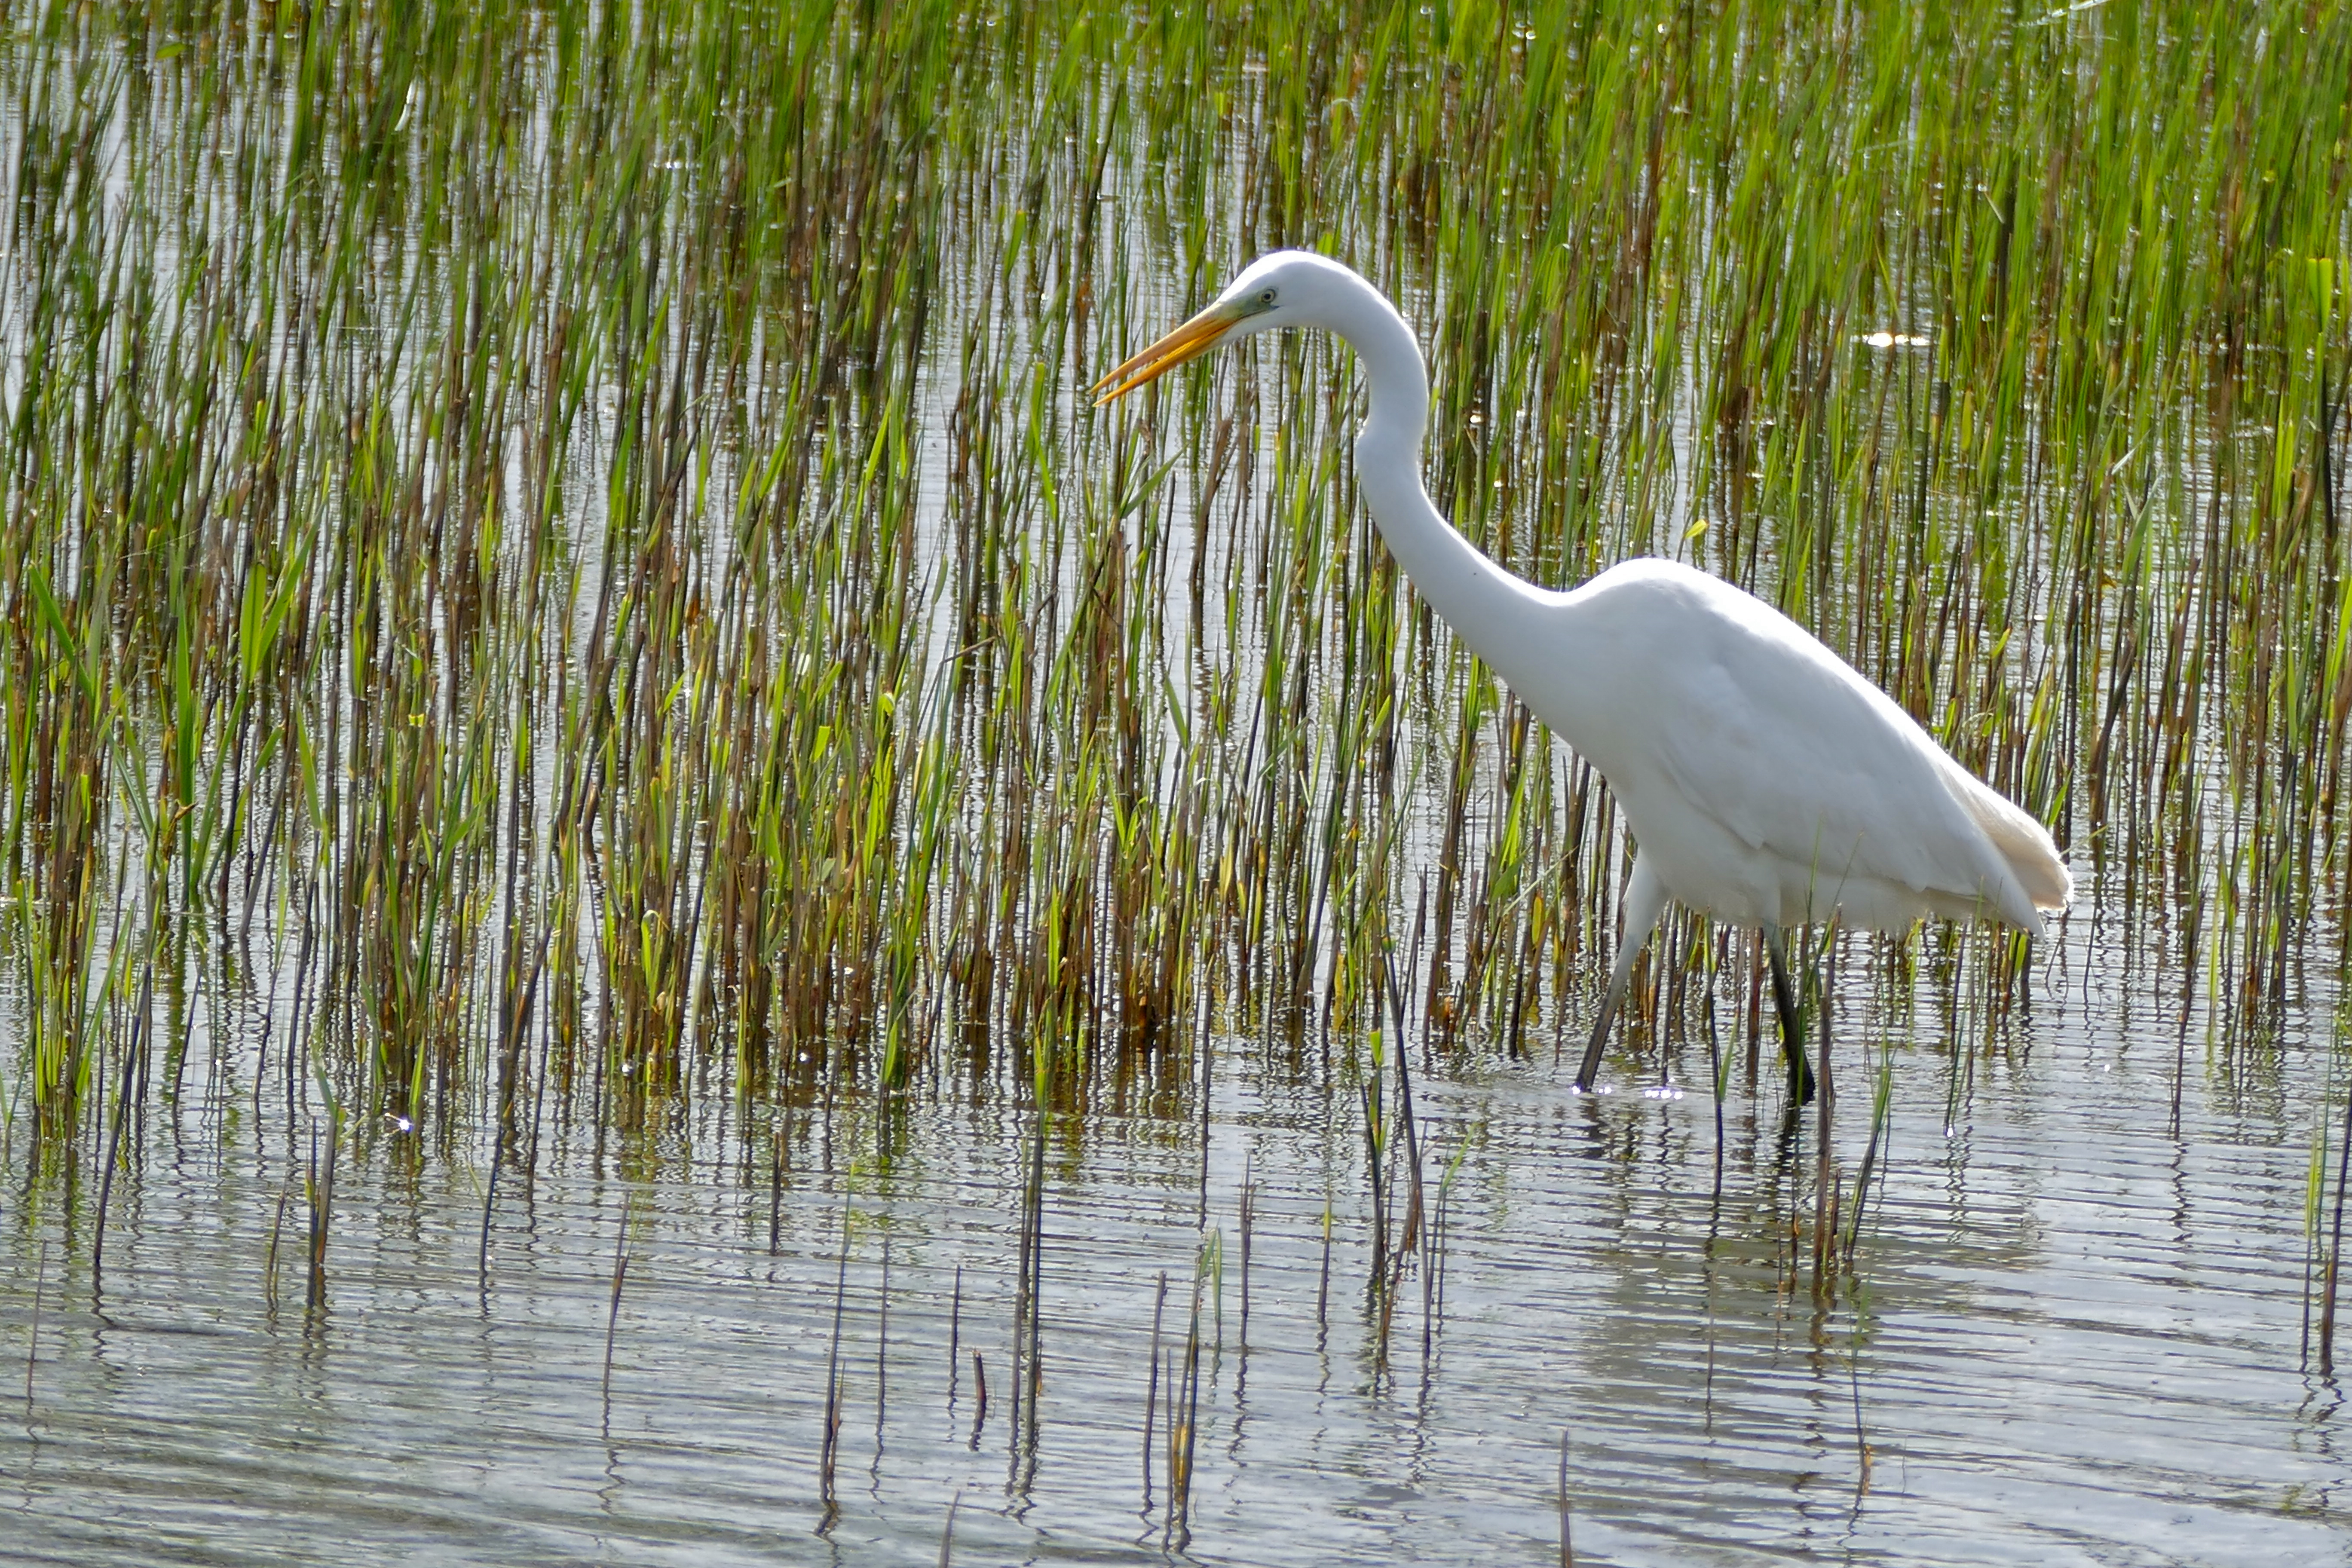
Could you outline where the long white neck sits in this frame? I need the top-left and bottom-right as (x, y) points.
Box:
(1322, 279), (1563, 694)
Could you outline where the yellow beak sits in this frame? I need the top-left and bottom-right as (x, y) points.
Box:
(1091, 297), (1249, 404)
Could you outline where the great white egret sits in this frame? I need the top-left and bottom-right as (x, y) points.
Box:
(1094, 251), (2071, 1102)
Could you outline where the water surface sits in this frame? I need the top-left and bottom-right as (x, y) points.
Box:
(8, 946), (2348, 1565)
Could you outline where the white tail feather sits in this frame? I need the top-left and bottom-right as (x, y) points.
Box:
(1941, 757), (2073, 919)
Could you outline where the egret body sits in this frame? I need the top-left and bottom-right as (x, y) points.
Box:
(1096, 251), (2070, 1099)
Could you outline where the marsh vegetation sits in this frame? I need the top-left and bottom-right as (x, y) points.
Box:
(1, 2), (2347, 1561)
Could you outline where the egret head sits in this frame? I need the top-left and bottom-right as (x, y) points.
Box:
(1091, 250), (1356, 404)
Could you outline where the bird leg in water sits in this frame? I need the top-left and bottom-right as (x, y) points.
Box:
(1762, 927), (1818, 1107)
(1572, 986), (1622, 1096)
(1572, 860), (1668, 1093)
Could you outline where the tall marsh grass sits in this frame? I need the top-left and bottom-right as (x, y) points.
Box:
(0, 1), (2345, 1283)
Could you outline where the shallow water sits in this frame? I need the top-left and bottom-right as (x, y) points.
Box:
(7, 937), (2349, 1566)
(3, 8), (2349, 1565)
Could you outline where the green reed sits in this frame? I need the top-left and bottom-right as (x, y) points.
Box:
(0, 1), (2343, 1290)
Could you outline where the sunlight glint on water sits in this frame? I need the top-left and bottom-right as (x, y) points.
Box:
(2, 4), (2349, 1565)
(6, 931), (2350, 1565)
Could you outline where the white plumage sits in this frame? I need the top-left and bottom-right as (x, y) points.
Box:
(1096, 251), (2071, 1099)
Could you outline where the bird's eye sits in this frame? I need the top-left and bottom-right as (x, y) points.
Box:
(1258, 288), (1277, 306)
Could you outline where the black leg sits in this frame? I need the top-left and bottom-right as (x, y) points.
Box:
(1574, 861), (1669, 1093)
(1764, 928), (1817, 1107)
(1573, 989), (1619, 1093)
